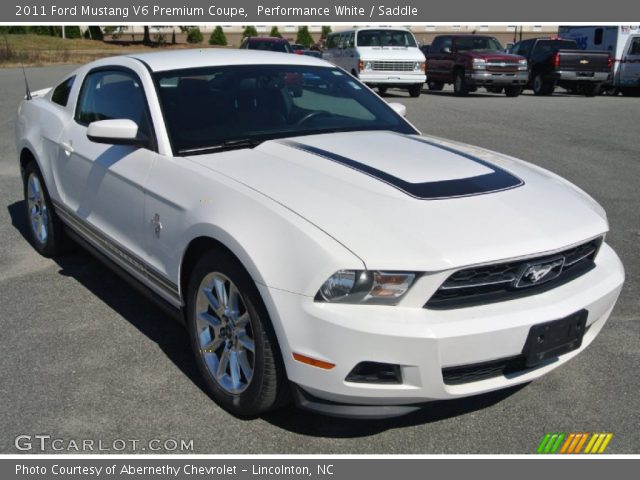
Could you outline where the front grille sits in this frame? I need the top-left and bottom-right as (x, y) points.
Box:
(371, 61), (416, 72)
(442, 356), (526, 385)
(486, 63), (519, 73)
(426, 237), (602, 309)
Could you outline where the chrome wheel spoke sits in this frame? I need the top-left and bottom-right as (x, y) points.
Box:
(229, 351), (241, 388)
(236, 331), (255, 353)
(237, 350), (253, 380)
(214, 278), (228, 310)
(216, 347), (230, 380)
(204, 288), (223, 317)
(235, 312), (250, 329)
(198, 311), (221, 329)
(229, 285), (240, 320)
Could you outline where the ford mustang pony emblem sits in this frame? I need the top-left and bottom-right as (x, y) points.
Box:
(516, 257), (565, 288)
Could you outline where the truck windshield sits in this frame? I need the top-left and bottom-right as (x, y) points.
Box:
(356, 30), (417, 47)
(455, 37), (504, 52)
(154, 64), (416, 155)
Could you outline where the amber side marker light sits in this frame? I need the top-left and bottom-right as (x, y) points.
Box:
(293, 353), (336, 370)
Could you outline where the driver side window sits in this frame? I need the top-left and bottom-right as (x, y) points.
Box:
(75, 69), (150, 137)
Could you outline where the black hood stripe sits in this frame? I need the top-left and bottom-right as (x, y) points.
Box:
(280, 136), (524, 200)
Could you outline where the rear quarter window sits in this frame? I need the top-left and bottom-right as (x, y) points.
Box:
(51, 76), (75, 107)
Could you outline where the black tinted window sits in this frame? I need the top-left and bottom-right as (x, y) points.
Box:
(533, 40), (577, 55)
(51, 76), (75, 107)
(75, 70), (149, 133)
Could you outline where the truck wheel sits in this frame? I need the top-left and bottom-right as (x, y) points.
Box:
(582, 84), (600, 97)
(453, 71), (469, 96)
(427, 80), (444, 91)
(533, 74), (554, 95)
(186, 250), (289, 416)
(378, 86), (388, 95)
(23, 160), (72, 257)
(504, 86), (522, 97)
(408, 84), (423, 97)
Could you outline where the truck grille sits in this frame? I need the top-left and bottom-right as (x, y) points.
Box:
(371, 61), (416, 72)
(485, 63), (520, 73)
(425, 237), (602, 309)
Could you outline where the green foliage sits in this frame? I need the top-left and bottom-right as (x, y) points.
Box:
(321, 26), (332, 39)
(296, 26), (313, 48)
(269, 26), (282, 38)
(242, 26), (258, 38)
(209, 26), (227, 46)
(186, 27), (203, 44)
(65, 26), (81, 39)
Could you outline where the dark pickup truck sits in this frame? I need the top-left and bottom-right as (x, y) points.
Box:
(508, 37), (612, 96)
(424, 35), (528, 97)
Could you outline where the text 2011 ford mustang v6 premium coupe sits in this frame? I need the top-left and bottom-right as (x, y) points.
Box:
(15, 50), (624, 418)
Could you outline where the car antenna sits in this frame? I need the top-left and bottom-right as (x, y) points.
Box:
(21, 63), (32, 100)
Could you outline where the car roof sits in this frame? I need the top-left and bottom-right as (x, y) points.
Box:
(127, 48), (329, 72)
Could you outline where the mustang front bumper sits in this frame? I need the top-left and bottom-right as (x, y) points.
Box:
(259, 243), (624, 418)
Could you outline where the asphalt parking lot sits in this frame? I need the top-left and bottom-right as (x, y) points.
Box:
(0, 65), (638, 454)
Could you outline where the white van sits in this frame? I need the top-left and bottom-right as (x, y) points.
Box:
(559, 25), (640, 95)
(323, 27), (426, 97)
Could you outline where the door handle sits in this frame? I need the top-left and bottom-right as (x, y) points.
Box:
(60, 141), (74, 155)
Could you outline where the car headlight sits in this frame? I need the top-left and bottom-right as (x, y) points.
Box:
(518, 59), (528, 71)
(359, 60), (372, 72)
(472, 58), (486, 70)
(316, 270), (417, 305)
(414, 62), (425, 72)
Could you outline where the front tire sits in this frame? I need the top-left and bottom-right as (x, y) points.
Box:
(186, 250), (288, 416)
(408, 83), (422, 97)
(23, 160), (71, 257)
(504, 86), (522, 97)
(453, 71), (469, 96)
(427, 79), (444, 91)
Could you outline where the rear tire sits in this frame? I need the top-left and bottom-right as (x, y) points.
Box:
(582, 84), (600, 97)
(22, 160), (72, 257)
(532, 73), (554, 95)
(453, 71), (469, 96)
(186, 250), (289, 416)
(408, 84), (422, 97)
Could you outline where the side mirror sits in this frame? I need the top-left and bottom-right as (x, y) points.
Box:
(87, 119), (148, 147)
(388, 102), (407, 117)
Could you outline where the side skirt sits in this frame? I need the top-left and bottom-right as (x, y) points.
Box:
(64, 226), (185, 326)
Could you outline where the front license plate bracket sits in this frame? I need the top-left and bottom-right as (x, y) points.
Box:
(522, 310), (588, 368)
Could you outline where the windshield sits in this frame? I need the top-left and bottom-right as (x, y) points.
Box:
(356, 30), (417, 47)
(154, 65), (415, 155)
(455, 37), (504, 52)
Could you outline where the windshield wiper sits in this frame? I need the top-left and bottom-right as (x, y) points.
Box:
(178, 138), (262, 155)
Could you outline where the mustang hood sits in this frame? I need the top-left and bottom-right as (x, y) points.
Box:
(190, 131), (608, 271)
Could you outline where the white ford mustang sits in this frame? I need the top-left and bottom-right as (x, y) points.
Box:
(15, 49), (624, 418)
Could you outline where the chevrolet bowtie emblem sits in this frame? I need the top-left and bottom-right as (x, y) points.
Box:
(580, 59), (590, 64)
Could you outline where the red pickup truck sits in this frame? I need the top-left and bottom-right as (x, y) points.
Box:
(424, 35), (528, 97)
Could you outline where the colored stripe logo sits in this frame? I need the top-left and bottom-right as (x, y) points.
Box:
(537, 433), (613, 454)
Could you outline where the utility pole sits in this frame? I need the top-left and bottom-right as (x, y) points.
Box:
(62, 26), (66, 39)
